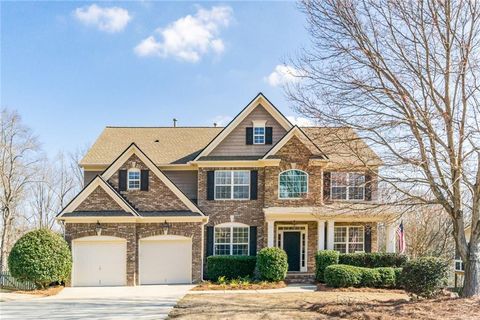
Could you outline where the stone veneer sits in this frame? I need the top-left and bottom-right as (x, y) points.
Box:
(64, 222), (203, 286)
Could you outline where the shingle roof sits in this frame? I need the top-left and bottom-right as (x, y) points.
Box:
(80, 127), (223, 166)
(81, 126), (382, 167)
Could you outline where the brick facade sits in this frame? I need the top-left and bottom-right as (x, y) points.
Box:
(75, 186), (124, 212)
(65, 222), (203, 286)
(109, 154), (189, 212)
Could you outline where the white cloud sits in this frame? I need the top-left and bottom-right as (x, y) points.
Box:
(74, 4), (131, 33)
(134, 6), (233, 62)
(287, 116), (316, 127)
(266, 65), (303, 87)
(210, 115), (232, 127)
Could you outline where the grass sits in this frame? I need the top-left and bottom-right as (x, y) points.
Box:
(169, 290), (479, 319)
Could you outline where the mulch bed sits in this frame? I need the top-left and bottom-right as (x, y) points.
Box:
(316, 283), (406, 294)
(7, 285), (64, 296)
(192, 281), (286, 291)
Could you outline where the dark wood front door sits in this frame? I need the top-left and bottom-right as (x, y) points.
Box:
(283, 231), (301, 272)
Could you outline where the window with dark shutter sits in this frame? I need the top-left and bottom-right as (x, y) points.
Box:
(364, 228), (372, 253)
(119, 170), (127, 191)
(265, 127), (273, 144)
(250, 170), (258, 200)
(323, 171), (331, 201)
(246, 127), (253, 145)
(140, 170), (149, 191)
(249, 226), (257, 256)
(206, 171), (215, 200)
(206, 226), (214, 256)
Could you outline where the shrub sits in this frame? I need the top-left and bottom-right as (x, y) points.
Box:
(376, 267), (396, 288)
(207, 255), (256, 281)
(393, 267), (403, 288)
(8, 229), (72, 289)
(256, 247), (288, 281)
(324, 264), (363, 287)
(360, 267), (381, 287)
(339, 252), (408, 268)
(315, 250), (340, 282)
(401, 257), (448, 298)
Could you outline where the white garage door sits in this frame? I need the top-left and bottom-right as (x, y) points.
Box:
(72, 236), (127, 287)
(139, 235), (192, 285)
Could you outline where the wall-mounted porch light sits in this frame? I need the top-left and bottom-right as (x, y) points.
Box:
(161, 220), (170, 235)
(95, 221), (102, 236)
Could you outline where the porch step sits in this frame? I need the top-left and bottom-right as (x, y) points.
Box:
(285, 272), (316, 284)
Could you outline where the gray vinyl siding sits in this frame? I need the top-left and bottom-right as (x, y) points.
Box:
(84, 171), (102, 186)
(209, 104), (288, 156)
(164, 170), (198, 201)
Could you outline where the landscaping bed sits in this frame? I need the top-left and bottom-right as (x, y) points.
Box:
(316, 283), (405, 294)
(1, 285), (63, 297)
(192, 281), (286, 291)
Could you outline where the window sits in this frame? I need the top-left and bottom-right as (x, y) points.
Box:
(331, 172), (365, 200)
(334, 226), (364, 253)
(279, 170), (308, 199)
(215, 171), (250, 200)
(253, 126), (265, 144)
(214, 223), (249, 256)
(127, 168), (140, 190)
(455, 259), (465, 272)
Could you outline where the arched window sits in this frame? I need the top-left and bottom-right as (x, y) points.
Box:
(278, 169), (308, 199)
(214, 222), (249, 256)
(127, 168), (141, 190)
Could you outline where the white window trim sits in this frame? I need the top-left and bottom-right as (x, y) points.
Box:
(330, 172), (366, 201)
(214, 170), (250, 200)
(253, 126), (266, 145)
(214, 222), (250, 256)
(333, 226), (365, 253)
(454, 259), (465, 272)
(127, 168), (141, 191)
(278, 169), (309, 199)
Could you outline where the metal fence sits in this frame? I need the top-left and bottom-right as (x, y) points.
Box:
(0, 271), (36, 291)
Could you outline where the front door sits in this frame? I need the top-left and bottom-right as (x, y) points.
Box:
(283, 231), (301, 272)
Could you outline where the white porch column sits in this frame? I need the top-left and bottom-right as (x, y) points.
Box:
(386, 223), (396, 253)
(267, 220), (275, 247)
(326, 220), (335, 250)
(317, 220), (325, 251)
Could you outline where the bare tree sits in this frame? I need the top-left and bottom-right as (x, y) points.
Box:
(0, 109), (39, 272)
(289, 0), (480, 296)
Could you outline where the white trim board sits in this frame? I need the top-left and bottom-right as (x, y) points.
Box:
(58, 176), (138, 217)
(101, 143), (204, 215)
(193, 93), (293, 160)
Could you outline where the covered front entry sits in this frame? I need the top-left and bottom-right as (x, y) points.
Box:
(72, 236), (127, 287)
(138, 235), (192, 285)
(277, 225), (307, 272)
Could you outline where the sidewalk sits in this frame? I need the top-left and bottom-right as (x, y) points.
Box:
(188, 283), (317, 295)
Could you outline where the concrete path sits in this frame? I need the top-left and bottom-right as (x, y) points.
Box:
(0, 285), (194, 320)
(189, 284), (317, 295)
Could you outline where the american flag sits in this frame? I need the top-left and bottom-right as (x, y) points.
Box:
(396, 221), (406, 254)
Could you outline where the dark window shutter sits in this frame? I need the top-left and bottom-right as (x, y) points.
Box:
(365, 174), (372, 201)
(250, 170), (258, 200)
(246, 127), (253, 145)
(207, 171), (215, 200)
(265, 127), (273, 144)
(364, 228), (372, 253)
(119, 170), (127, 191)
(206, 226), (214, 256)
(140, 170), (149, 191)
(249, 226), (257, 256)
(323, 172), (331, 201)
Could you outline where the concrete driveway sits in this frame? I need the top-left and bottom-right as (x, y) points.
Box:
(0, 285), (194, 320)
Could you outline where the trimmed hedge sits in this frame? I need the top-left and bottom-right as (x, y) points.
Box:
(393, 267), (403, 288)
(339, 253), (407, 268)
(324, 264), (363, 287)
(315, 250), (339, 282)
(8, 229), (72, 289)
(207, 256), (256, 281)
(401, 257), (448, 298)
(324, 264), (400, 288)
(256, 247), (288, 281)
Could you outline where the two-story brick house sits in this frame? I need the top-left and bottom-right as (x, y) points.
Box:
(57, 93), (397, 286)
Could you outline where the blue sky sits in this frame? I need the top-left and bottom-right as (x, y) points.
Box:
(1, 1), (311, 157)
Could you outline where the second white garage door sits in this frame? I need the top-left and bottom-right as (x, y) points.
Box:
(139, 235), (192, 285)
